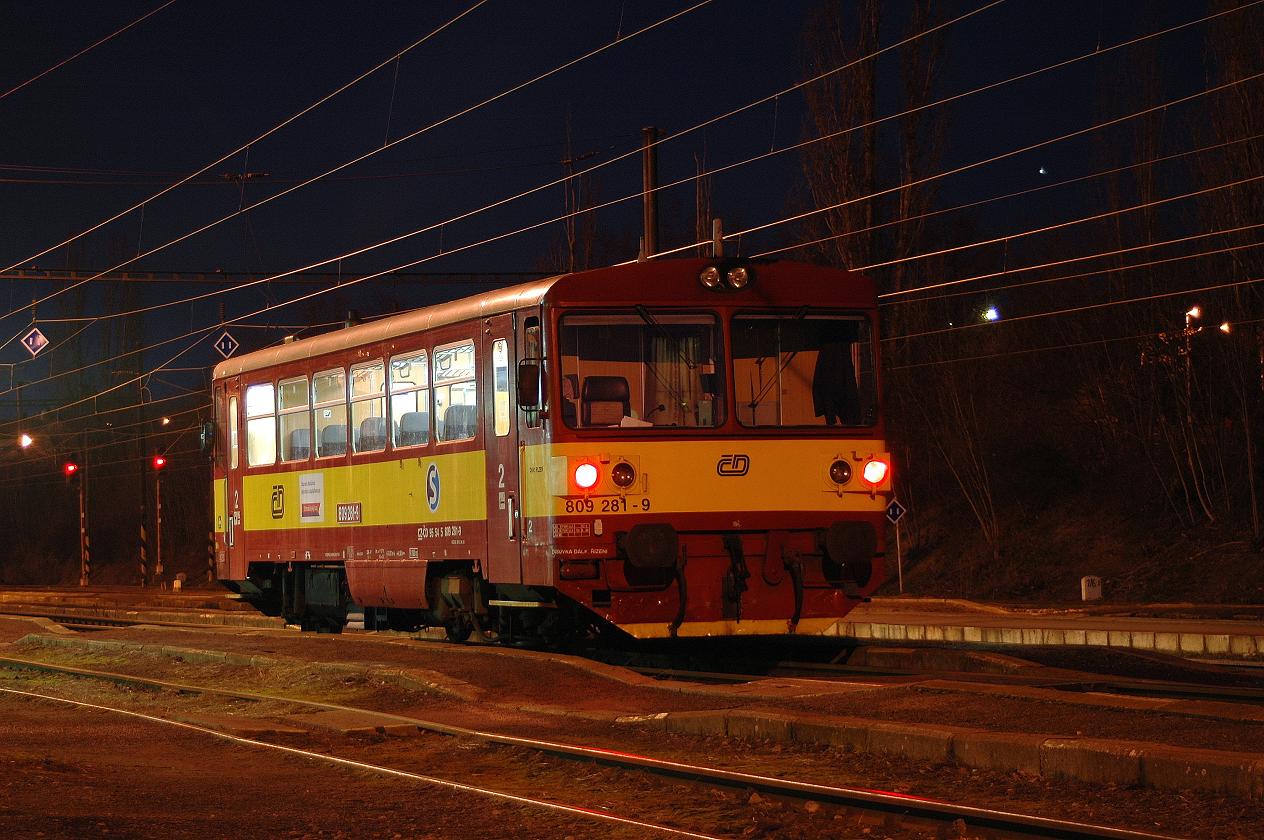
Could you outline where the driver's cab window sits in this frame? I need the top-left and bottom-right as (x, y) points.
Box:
(557, 311), (723, 429)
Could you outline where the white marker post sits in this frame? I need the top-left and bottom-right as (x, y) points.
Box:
(885, 499), (907, 594)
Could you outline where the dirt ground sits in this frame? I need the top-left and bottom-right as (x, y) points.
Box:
(3, 621), (1264, 838)
(28, 622), (1264, 754)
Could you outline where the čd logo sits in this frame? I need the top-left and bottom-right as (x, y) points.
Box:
(716, 454), (750, 476)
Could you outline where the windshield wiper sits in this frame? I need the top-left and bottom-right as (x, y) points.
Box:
(746, 307), (808, 418)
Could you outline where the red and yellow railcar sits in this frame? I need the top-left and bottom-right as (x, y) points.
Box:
(210, 258), (892, 639)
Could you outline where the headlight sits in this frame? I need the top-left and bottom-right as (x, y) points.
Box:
(725, 266), (750, 289)
(828, 460), (852, 485)
(862, 459), (889, 486)
(611, 462), (636, 488)
(699, 266), (721, 289)
(574, 463), (599, 489)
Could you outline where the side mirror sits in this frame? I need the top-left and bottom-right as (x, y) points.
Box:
(199, 420), (217, 457)
(517, 359), (542, 409)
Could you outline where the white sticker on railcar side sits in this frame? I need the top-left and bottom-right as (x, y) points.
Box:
(300, 473), (324, 522)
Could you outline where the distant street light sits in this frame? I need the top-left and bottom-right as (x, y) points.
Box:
(982, 306), (1000, 322)
(1220, 321), (1232, 334)
(17, 433), (32, 449)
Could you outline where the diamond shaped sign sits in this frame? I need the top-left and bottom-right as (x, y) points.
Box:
(885, 498), (907, 524)
(213, 331), (240, 359)
(21, 328), (49, 357)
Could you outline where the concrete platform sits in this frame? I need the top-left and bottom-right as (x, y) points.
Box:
(829, 598), (1264, 659)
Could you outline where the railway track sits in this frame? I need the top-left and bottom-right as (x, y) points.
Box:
(0, 653), (1183, 839)
(0, 604), (282, 631)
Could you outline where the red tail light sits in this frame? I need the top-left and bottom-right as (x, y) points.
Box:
(573, 462), (599, 489)
(862, 459), (889, 486)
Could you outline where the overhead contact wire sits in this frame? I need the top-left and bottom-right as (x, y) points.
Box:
(0, 0), (714, 327)
(0, 0), (180, 102)
(0, 0), (492, 276)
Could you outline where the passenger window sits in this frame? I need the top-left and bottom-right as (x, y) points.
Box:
(433, 341), (477, 442)
(390, 350), (430, 448)
(493, 339), (510, 437)
(313, 368), (348, 457)
(245, 383), (277, 467)
(228, 396), (239, 470)
(278, 376), (311, 461)
(351, 360), (387, 453)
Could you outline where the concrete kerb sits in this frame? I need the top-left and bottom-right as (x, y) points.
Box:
(0, 615), (75, 635)
(841, 621), (1264, 661)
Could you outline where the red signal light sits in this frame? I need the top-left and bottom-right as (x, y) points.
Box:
(63, 462), (79, 477)
(152, 455), (167, 470)
(862, 459), (889, 487)
(573, 462), (599, 490)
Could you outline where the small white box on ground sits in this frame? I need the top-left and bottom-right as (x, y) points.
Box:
(1081, 575), (1102, 601)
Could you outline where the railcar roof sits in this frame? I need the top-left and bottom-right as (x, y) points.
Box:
(212, 274), (562, 379)
(211, 258), (867, 380)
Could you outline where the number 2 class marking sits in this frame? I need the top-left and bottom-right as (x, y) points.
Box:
(498, 464), (505, 488)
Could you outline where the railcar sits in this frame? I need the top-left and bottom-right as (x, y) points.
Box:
(209, 258), (892, 640)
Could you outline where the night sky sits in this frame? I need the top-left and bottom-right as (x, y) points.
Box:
(0, 0), (1250, 425)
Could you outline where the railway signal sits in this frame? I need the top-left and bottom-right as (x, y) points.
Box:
(63, 455), (90, 586)
(152, 455), (167, 580)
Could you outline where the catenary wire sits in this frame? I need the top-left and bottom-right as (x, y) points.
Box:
(0, 0), (180, 102)
(853, 174), (1264, 275)
(3, 5), (1256, 419)
(11, 2), (1241, 341)
(0, 0), (715, 328)
(885, 276), (1264, 343)
(886, 316), (1264, 372)
(750, 132), (1264, 262)
(4, 66), (1262, 422)
(640, 2), (1264, 260)
(886, 225), (1264, 305)
(0, 0), (492, 277)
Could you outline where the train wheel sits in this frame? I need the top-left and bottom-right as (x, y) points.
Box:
(445, 616), (473, 642)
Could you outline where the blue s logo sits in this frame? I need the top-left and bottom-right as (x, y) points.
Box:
(426, 463), (440, 513)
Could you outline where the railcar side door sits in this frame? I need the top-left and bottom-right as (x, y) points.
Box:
(482, 314), (522, 584)
(217, 376), (246, 581)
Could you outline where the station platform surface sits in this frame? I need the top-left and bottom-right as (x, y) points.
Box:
(831, 597), (1264, 660)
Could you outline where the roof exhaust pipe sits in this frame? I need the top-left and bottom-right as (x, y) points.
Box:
(640, 126), (659, 261)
